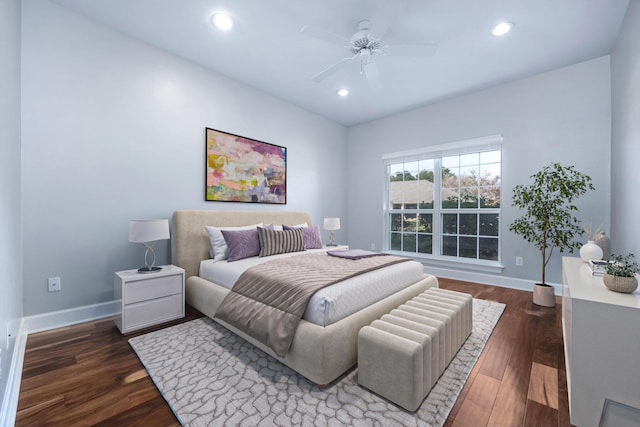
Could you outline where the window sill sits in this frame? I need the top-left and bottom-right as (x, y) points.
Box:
(384, 251), (505, 274)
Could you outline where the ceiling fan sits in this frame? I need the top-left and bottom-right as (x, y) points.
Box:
(301, 1), (437, 85)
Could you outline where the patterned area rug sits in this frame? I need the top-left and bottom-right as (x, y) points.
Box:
(129, 299), (505, 426)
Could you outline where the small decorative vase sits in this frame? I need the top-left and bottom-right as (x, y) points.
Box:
(595, 231), (611, 260)
(603, 274), (638, 293)
(580, 241), (603, 263)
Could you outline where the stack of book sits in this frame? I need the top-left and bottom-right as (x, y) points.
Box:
(587, 259), (609, 276)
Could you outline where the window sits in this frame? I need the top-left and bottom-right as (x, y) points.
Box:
(384, 136), (502, 264)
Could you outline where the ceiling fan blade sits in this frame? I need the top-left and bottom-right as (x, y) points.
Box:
(386, 43), (438, 57)
(300, 25), (349, 46)
(364, 60), (381, 84)
(369, 0), (408, 39)
(311, 56), (355, 82)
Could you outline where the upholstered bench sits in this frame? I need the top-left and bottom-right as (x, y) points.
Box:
(357, 288), (473, 411)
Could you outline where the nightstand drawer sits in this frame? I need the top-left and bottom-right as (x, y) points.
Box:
(124, 274), (182, 304)
(124, 294), (183, 329)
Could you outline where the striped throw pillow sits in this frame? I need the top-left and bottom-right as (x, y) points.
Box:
(257, 227), (305, 257)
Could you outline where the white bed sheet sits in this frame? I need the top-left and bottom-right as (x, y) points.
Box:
(199, 249), (425, 326)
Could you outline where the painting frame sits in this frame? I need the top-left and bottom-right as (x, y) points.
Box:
(205, 127), (287, 204)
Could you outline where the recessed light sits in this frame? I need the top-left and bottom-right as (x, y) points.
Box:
(337, 88), (349, 97)
(491, 21), (513, 36)
(211, 13), (233, 31)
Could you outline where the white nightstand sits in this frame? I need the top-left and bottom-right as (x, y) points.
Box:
(114, 265), (185, 334)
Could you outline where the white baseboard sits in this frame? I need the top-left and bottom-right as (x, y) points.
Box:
(0, 319), (25, 427)
(422, 265), (562, 295)
(24, 300), (120, 334)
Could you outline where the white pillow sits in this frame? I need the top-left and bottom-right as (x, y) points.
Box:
(283, 222), (308, 228)
(265, 223), (307, 231)
(205, 223), (263, 261)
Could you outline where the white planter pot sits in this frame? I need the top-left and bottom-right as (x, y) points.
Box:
(533, 283), (556, 307)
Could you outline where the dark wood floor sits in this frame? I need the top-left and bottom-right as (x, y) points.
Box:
(16, 278), (572, 426)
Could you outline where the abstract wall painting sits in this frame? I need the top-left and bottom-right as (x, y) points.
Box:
(205, 128), (287, 204)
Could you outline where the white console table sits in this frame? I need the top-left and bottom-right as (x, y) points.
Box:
(562, 256), (640, 427)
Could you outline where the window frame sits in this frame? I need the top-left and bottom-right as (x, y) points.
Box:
(383, 135), (504, 271)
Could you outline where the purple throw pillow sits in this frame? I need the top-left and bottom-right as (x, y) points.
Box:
(282, 224), (323, 249)
(220, 228), (260, 262)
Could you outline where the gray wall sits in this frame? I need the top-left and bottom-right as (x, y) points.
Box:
(0, 0), (23, 405)
(347, 57), (612, 287)
(21, 0), (347, 316)
(611, 0), (640, 257)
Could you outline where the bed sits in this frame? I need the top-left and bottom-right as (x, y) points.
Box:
(171, 210), (439, 385)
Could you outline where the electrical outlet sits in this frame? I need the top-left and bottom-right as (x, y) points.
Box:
(48, 277), (61, 292)
(371, 243), (376, 250)
(515, 256), (524, 267)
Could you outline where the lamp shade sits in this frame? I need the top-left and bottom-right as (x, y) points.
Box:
(323, 217), (341, 231)
(129, 219), (170, 243)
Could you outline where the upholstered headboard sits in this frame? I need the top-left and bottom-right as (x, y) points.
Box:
(171, 210), (313, 279)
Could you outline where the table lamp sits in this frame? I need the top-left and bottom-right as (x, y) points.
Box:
(323, 217), (340, 247)
(129, 219), (170, 273)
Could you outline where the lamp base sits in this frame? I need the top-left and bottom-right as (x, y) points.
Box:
(326, 244), (338, 247)
(137, 266), (162, 274)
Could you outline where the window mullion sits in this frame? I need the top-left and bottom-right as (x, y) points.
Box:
(433, 158), (442, 256)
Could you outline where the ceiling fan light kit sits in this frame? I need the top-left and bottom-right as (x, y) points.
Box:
(350, 20), (383, 55)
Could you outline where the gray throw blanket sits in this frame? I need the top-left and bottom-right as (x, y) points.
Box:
(214, 252), (411, 357)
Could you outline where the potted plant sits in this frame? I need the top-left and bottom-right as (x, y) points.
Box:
(603, 253), (639, 293)
(509, 163), (595, 307)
